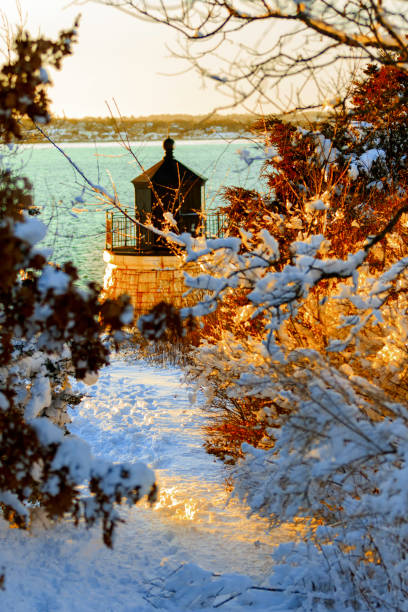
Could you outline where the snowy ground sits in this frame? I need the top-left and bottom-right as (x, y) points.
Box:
(0, 358), (300, 611)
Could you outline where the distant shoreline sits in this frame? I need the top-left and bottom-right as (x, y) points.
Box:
(18, 111), (325, 144)
(16, 136), (260, 149)
(19, 114), (256, 145)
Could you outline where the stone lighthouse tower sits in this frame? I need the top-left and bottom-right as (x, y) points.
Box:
(103, 138), (207, 314)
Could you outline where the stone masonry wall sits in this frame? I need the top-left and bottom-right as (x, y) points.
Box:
(103, 251), (195, 315)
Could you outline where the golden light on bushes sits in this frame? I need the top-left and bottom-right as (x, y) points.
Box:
(376, 333), (405, 371)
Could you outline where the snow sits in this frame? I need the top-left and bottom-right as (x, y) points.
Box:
(51, 436), (93, 483)
(0, 357), (297, 611)
(163, 211), (178, 227)
(306, 198), (327, 212)
(259, 229), (280, 260)
(38, 265), (71, 295)
(0, 391), (9, 410)
(32, 417), (64, 445)
(14, 214), (47, 246)
(237, 148), (265, 166)
(0, 492), (28, 521)
(359, 148), (385, 171)
(82, 371), (99, 386)
(39, 68), (49, 84)
(348, 148), (386, 179)
(119, 304), (134, 326)
(24, 374), (51, 420)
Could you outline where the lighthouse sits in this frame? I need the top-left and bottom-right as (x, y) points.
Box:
(103, 139), (212, 314)
(131, 137), (206, 251)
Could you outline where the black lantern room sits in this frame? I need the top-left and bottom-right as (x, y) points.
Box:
(131, 138), (206, 252)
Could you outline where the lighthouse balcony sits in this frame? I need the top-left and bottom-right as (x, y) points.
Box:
(105, 210), (227, 254)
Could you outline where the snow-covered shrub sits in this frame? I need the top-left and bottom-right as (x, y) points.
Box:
(135, 63), (408, 608)
(185, 63), (408, 460)
(231, 348), (408, 611)
(154, 205), (407, 609)
(0, 25), (156, 547)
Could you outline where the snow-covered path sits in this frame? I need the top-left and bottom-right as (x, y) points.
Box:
(0, 358), (298, 611)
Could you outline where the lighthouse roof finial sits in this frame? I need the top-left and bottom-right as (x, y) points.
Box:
(163, 136), (175, 159)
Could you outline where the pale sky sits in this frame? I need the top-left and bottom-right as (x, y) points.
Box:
(1, 0), (336, 119)
(2, 0), (268, 118)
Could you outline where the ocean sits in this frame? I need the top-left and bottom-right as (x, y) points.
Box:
(9, 139), (266, 285)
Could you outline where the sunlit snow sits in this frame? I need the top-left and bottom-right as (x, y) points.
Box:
(0, 357), (297, 611)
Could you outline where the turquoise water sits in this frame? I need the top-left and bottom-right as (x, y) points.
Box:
(8, 139), (265, 285)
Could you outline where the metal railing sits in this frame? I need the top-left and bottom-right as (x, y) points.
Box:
(106, 210), (228, 253)
(204, 210), (228, 239)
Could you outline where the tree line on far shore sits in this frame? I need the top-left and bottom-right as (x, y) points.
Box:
(19, 110), (329, 143)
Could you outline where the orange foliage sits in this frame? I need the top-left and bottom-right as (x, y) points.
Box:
(199, 63), (408, 461)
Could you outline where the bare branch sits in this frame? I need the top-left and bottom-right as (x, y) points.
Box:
(84, 0), (408, 111)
